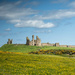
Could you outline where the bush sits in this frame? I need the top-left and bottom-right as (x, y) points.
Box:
(28, 49), (75, 55)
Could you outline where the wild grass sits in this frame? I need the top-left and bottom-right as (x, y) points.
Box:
(0, 44), (75, 53)
(0, 52), (75, 75)
(0, 44), (75, 75)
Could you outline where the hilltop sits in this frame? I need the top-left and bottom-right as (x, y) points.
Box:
(0, 44), (75, 75)
(0, 44), (75, 53)
(7, 35), (75, 48)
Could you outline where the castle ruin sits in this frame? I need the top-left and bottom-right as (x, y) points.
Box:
(26, 35), (41, 46)
(7, 39), (12, 44)
(7, 35), (75, 48)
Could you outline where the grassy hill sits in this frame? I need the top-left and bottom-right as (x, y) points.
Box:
(0, 53), (75, 75)
(0, 44), (75, 53)
(0, 44), (75, 75)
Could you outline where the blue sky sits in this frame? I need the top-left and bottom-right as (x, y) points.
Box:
(0, 0), (75, 47)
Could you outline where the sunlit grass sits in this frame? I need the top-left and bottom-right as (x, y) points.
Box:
(0, 52), (75, 75)
(0, 44), (75, 74)
(0, 44), (75, 53)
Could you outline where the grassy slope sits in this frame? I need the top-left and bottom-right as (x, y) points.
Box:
(0, 53), (75, 75)
(0, 44), (75, 75)
(0, 44), (75, 53)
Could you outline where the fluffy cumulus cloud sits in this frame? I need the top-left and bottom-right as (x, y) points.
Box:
(15, 20), (55, 28)
(1, 0), (75, 28)
(38, 10), (75, 20)
(0, 1), (55, 28)
(0, 0), (38, 20)
(0, 6), (37, 19)
(9, 19), (21, 23)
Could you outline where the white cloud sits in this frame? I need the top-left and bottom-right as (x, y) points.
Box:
(5, 28), (11, 31)
(9, 19), (21, 23)
(15, 1), (22, 5)
(69, 1), (75, 8)
(0, 8), (37, 19)
(14, 20), (55, 28)
(52, 0), (68, 3)
(0, 2), (38, 20)
(34, 30), (51, 33)
(37, 10), (75, 20)
(1, 1), (75, 29)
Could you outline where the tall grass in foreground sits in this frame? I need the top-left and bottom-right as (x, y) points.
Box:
(0, 53), (75, 75)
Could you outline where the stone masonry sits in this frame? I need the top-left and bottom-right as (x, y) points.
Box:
(7, 39), (12, 44)
(26, 35), (41, 46)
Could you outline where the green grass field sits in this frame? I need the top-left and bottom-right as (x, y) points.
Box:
(0, 44), (75, 75)
(0, 53), (75, 75)
(0, 44), (75, 53)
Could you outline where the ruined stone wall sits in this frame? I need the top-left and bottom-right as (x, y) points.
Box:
(32, 35), (34, 46)
(7, 36), (75, 48)
(26, 37), (30, 45)
(59, 45), (68, 47)
(26, 40), (34, 46)
(41, 43), (55, 46)
(55, 43), (59, 47)
(36, 36), (41, 46)
(41, 43), (50, 46)
(7, 39), (12, 44)
(26, 35), (41, 46)
(68, 45), (75, 48)
(51, 44), (55, 46)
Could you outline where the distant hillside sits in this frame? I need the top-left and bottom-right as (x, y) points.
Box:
(0, 44), (75, 53)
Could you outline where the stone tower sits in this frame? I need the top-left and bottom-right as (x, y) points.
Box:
(7, 39), (12, 44)
(26, 35), (41, 46)
(26, 37), (30, 45)
(36, 36), (41, 46)
(55, 43), (59, 47)
(32, 35), (34, 46)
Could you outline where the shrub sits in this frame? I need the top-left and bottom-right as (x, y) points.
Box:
(28, 49), (75, 55)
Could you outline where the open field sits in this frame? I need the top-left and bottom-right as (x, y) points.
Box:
(0, 44), (75, 53)
(0, 44), (75, 75)
(0, 52), (75, 75)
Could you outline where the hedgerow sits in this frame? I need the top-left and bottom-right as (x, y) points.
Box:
(29, 49), (75, 55)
